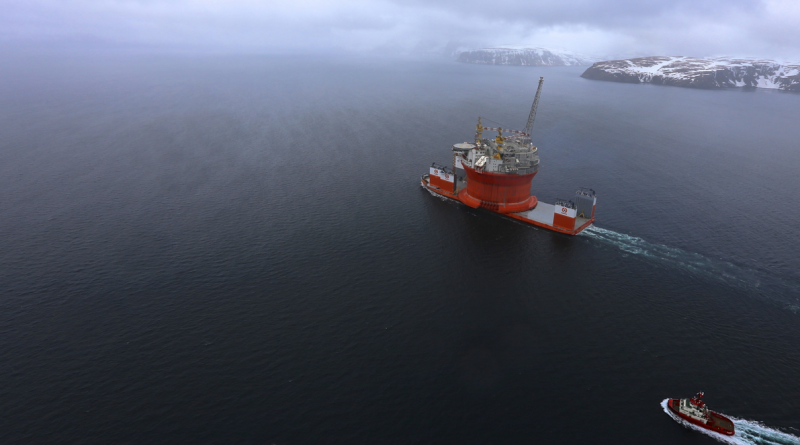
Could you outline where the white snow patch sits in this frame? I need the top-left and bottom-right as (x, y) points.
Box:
(637, 57), (678, 74)
(757, 76), (778, 88)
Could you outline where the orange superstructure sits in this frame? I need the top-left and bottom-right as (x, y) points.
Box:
(553, 200), (578, 230)
(428, 167), (455, 190)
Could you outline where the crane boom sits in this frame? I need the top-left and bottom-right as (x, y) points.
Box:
(523, 77), (544, 140)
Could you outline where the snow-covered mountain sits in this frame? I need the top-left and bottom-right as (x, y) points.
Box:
(581, 56), (800, 91)
(457, 47), (598, 66)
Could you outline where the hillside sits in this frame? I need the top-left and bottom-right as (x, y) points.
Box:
(581, 56), (800, 91)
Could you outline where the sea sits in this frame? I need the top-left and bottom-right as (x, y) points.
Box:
(1, 52), (799, 444)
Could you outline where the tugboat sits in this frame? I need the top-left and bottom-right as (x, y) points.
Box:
(667, 392), (735, 436)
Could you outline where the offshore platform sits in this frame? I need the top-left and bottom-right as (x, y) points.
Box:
(421, 77), (596, 235)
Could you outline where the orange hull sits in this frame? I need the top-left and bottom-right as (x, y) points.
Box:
(459, 163), (538, 214)
(421, 175), (594, 236)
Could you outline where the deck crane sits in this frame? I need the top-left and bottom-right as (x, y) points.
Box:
(472, 77), (545, 145)
(468, 78), (545, 169)
(523, 77), (544, 144)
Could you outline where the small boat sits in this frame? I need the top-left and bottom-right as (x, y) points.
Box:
(666, 392), (735, 436)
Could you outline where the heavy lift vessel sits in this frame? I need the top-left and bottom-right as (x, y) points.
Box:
(421, 77), (596, 235)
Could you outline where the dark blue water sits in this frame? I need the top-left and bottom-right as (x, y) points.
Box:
(1, 54), (799, 444)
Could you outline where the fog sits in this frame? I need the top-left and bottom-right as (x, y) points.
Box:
(3, 0), (800, 60)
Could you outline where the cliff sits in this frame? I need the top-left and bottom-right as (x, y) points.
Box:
(457, 47), (597, 66)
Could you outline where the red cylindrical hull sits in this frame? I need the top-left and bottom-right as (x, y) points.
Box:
(459, 163), (537, 213)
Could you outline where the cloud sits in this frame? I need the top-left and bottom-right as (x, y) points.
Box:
(2, 0), (800, 60)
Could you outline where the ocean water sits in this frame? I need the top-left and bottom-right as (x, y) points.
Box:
(1, 53), (799, 444)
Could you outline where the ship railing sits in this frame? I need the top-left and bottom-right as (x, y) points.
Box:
(555, 199), (576, 209)
(430, 162), (454, 175)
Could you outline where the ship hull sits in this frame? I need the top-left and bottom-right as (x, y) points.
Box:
(421, 175), (593, 236)
(667, 399), (735, 436)
(459, 163), (538, 214)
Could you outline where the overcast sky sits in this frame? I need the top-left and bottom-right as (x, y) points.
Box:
(4, 0), (800, 60)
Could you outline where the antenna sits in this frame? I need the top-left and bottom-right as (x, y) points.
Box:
(523, 77), (544, 141)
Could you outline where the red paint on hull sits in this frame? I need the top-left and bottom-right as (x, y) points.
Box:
(457, 188), (538, 213)
(552, 212), (576, 230)
(459, 163), (537, 214)
(421, 175), (593, 235)
(667, 399), (735, 436)
(429, 174), (453, 191)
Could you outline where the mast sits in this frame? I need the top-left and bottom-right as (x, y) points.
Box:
(523, 77), (544, 142)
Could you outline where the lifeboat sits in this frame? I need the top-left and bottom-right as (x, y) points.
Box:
(666, 392), (734, 436)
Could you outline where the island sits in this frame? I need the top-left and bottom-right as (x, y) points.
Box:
(581, 56), (800, 91)
(457, 47), (596, 66)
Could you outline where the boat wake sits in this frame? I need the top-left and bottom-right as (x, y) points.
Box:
(661, 399), (800, 445)
(582, 226), (758, 287)
(582, 226), (800, 312)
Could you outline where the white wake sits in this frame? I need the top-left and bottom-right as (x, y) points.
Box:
(581, 226), (756, 286)
(582, 226), (800, 311)
(661, 399), (800, 445)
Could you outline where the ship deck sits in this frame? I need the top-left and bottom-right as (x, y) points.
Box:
(511, 203), (591, 230)
(514, 202), (555, 225)
(709, 413), (734, 431)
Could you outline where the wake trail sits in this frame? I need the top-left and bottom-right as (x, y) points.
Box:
(582, 226), (800, 312)
(661, 399), (800, 445)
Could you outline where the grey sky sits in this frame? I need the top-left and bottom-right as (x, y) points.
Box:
(3, 0), (800, 60)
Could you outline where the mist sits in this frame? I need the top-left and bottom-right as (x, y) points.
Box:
(3, 0), (800, 60)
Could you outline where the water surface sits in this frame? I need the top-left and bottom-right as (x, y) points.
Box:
(1, 54), (799, 444)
